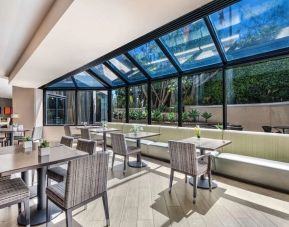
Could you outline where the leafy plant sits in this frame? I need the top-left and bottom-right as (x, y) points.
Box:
(39, 140), (50, 148)
(24, 136), (32, 142)
(201, 112), (212, 123)
(152, 110), (162, 122)
(182, 112), (189, 122)
(167, 112), (176, 122)
(189, 109), (200, 122)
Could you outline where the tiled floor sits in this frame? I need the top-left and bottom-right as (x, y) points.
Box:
(1, 152), (289, 227)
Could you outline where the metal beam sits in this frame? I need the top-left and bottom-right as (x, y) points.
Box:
(147, 80), (152, 124)
(222, 68), (227, 130)
(155, 38), (183, 73)
(71, 76), (78, 89)
(125, 87), (129, 123)
(177, 76), (182, 126)
(103, 62), (129, 85)
(86, 69), (111, 88)
(108, 89), (112, 122)
(204, 16), (227, 64)
(124, 53), (151, 80)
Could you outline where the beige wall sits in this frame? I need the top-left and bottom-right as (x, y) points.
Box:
(184, 102), (289, 131)
(12, 86), (43, 132)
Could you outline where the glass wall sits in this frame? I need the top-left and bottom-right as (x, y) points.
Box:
(112, 88), (126, 122)
(129, 84), (148, 123)
(151, 78), (178, 125)
(46, 91), (75, 125)
(182, 70), (223, 128)
(77, 91), (108, 124)
(226, 56), (289, 132)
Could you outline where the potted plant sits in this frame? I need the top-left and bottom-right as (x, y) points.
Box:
(23, 136), (33, 148)
(38, 140), (50, 156)
(194, 125), (201, 139)
(130, 125), (143, 135)
(102, 121), (107, 129)
(201, 112), (212, 123)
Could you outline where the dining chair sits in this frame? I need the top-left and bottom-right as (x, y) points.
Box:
(80, 128), (104, 150)
(168, 141), (212, 203)
(46, 136), (74, 184)
(47, 138), (96, 186)
(46, 152), (110, 227)
(13, 125), (25, 144)
(110, 133), (141, 173)
(0, 178), (30, 227)
(64, 125), (81, 139)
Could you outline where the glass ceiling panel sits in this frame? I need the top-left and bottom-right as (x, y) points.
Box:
(73, 72), (104, 88)
(210, 0), (289, 60)
(91, 64), (125, 86)
(128, 40), (177, 78)
(109, 54), (146, 82)
(160, 19), (222, 71)
(48, 77), (75, 88)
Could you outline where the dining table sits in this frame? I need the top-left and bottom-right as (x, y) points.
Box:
(179, 137), (232, 189)
(90, 127), (120, 151)
(124, 132), (160, 168)
(0, 127), (31, 146)
(0, 144), (88, 226)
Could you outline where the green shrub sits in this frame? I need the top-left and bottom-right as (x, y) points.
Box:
(182, 112), (189, 122)
(201, 112), (212, 123)
(167, 112), (176, 122)
(189, 109), (200, 122)
(152, 110), (162, 122)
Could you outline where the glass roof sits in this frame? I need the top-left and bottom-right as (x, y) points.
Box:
(90, 64), (125, 86)
(128, 40), (177, 78)
(44, 0), (289, 90)
(210, 0), (289, 60)
(109, 54), (146, 82)
(160, 19), (222, 71)
(74, 72), (104, 88)
(48, 77), (76, 88)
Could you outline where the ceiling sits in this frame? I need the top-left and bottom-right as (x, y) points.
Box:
(7, 0), (212, 88)
(0, 0), (55, 78)
(0, 77), (12, 98)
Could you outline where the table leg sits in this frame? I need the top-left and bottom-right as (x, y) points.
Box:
(189, 148), (217, 189)
(128, 139), (147, 168)
(18, 167), (62, 226)
(103, 132), (107, 151)
(9, 131), (14, 146)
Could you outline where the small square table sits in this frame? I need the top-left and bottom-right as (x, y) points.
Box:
(90, 127), (120, 151)
(179, 137), (231, 189)
(0, 128), (31, 146)
(124, 132), (160, 168)
(0, 144), (88, 226)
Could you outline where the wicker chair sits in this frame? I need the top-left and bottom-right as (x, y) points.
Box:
(46, 153), (110, 227)
(46, 138), (96, 185)
(168, 141), (212, 203)
(110, 133), (141, 173)
(0, 178), (30, 226)
(64, 125), (81, 139)
(80, 128), (104, 150)
(46, 136), (74, 183)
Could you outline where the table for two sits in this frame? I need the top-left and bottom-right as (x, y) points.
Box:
(0, 145), (87, 226)
(0, 128), (30, 146)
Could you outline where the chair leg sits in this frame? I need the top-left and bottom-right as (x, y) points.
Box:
(31, 170), (35, 186)
(65, 208), (73, 227)
(169, 169), (174, 193)
(102, 191), (110, 226)
(123, 156), (127, 174)
(18, 202), (22, 214)
(208, 171), (212, 192)
(193, 176), (197, 204)
(23, 198), (30, 227)
(46, 198), (50, 227)
(185, 174), (188, 183)
(111, 153), (115, 170)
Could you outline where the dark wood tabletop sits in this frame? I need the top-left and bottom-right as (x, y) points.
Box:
(0, 145), (88, 177)
(124, 132), (160, 140)
(180, 137), (231, 151)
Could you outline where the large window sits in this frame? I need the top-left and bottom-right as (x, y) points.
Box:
(182, 70), (223, 128)
(112, 88), (126, 122)
(226, 56), (289, 131)
(46, 91), (75, 125)
(129, 85), (148, 123)
(77, 91), (108, 124)
(151, 78), (178, 125)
